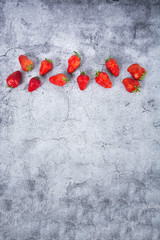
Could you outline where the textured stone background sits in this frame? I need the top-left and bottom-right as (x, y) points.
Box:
(0, 0), (160, 239)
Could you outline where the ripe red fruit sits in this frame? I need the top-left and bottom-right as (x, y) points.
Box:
(67, 51), (81, 73)
(95, 71), (112, 88)
(127, 64), (147, 80)
(19, 55), (33, 72)
(49, 74), (69, 86)
(122, 78), (140, 93)
(105, 56), (119, 77)
(28, 77), (41, 92)
(6, 71), (21, 88)
(77, 72), (89, 91)
(39, 58), (53, 75)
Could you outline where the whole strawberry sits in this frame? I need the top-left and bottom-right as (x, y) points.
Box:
(6, 71), (21, 88)
(49, 74), (69, 86)
(40, 58), (53, 75)
(95, 71), (112, 88)
(28, 77), (41, 92)
(77, 72), (89, 91)
(19, 55), (33, 72)
(127, 64), (147, 80)
(105, 56), (119, 77)
(67, 51), (81, 74)
(122, 78), (140, 93)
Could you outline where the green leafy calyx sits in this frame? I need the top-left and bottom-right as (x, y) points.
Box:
(6, 85), (13, 88)
(73, 51), (81, 61)
(26, 64), (33, 72)
(132, 85), (140, 93)
(34, 76), (40, 81)
(81, 72), (86, 75)
(105, 55), (112, 63)
(95, 71), (101, 77)
(45, 58), (53, 64)
(63, 77), (69, 82)
(139, 71), (147, 80)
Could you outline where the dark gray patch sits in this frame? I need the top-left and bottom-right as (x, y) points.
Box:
(4, 199), (12, 211)
(129, 210), (138, 222)
(25, 230), (40, 240)
(0, 184), (7, 196)
(106, 0), (119, 2)
(27, 180), (36, 191)
(48, 233), (59, 240)
(153, 121), (160, 128)
(23, 84), (28, 90)
(101, 198), (112, 207)
(37, 191), (44, 202)
(21, 18), (32, 28)
(142, 99), (157, 112)
(141, 208), (160, 226)
(38, 169), (47, 179)
(80, 27), (103, 50)
(133, 22), (151, 40)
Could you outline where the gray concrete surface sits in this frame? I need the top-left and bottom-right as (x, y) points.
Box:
(0, 0), (160, 239)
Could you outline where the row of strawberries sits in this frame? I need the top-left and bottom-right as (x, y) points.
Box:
(6, 51), (147, 93)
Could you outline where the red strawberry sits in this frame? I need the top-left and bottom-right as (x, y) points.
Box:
(19, 55), (33, 72)
(67, 51), (81, 73)
(28, 77), (41, 92)
(95, 71), (112, 88)
(105, 56), (119, 77)
(6, 71), (21, 88)
(122, 78), (140, 93)
(127, 64), (147, 80)
(49, 74), (69, 86)
(77, 72), (89, 91)
(39, 58), (53, 75)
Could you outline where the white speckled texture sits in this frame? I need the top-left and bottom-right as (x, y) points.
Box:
(0, 0), (160, 239)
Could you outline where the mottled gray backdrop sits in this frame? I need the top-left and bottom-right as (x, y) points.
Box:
(0, 0), (160, 239)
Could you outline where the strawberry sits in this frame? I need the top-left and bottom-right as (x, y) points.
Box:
(95, 71), (112, 88)
(105, 56), (119, 77)
(122, 78), (140, 93)
(67, 51), (81, 74)
(19, 55), (33, 72)
(6, 71), (21, 88)
(28, 77), (41, 92)
(49, 74), (69, 86)
(39, 58), (53, 75)
(127, 64), (147, 80)
(77, 72), (89, 91)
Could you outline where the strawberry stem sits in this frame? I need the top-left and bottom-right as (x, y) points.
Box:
(73, 51), (81, 61)
(105, 55), (112, 63)
(95, 71), (101, 77)
(139, 71), (147, 80)
(132, 85), (140, 92)
(63, 77), (69, 82)
(26, 64), (33, 72)
(45, 58), (53, 63)
(81, 71), (86, 75)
